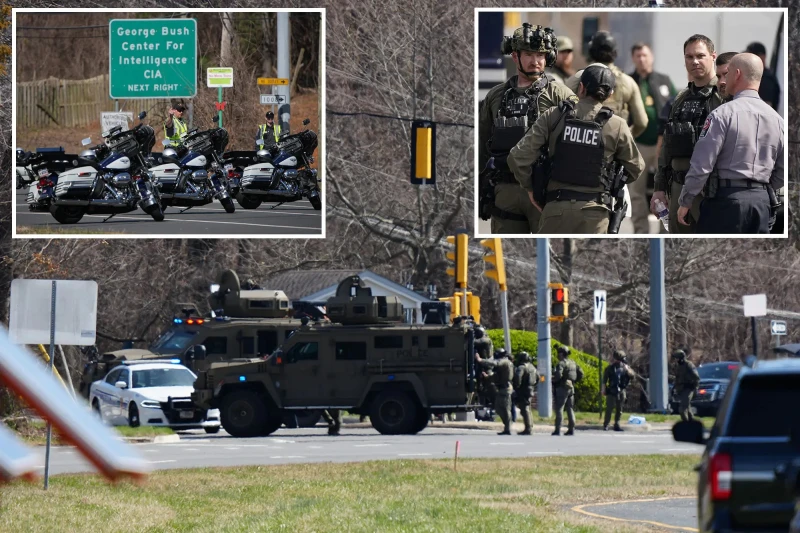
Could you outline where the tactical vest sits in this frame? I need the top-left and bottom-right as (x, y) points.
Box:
(164, 118), (187, 143)
(488, 81), (545, 156)
(565, 359), (577, 381)
(664, 86), (717, 160)
(550, 101), (614, 188)
(258, 123), (282, 148)
(608, 363), (630, 392)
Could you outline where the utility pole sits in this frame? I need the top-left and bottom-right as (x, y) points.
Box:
(537, 239), (552, 417)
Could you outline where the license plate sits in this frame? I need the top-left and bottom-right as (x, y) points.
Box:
(179, 410), (194, 419)
(38, 169), (49, 178)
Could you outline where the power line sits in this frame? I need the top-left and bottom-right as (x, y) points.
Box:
(327, 109), (473, 129)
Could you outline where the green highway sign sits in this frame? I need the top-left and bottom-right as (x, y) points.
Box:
(109, 18), (197, 99)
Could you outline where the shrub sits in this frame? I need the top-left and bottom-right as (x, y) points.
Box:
(487, 329), (608, 412)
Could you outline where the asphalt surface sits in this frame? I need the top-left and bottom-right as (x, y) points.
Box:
(14, 189), (322, 235)
(573, 496), (698, 532)
(34, 426), (698, 476)
(476, 213), (663, 235)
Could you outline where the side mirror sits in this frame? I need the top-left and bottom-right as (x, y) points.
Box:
(115, 380), (128, 390)
(81, 138), (92, 146)
(303, 119), (310, 126)
(138, 111), (147, 120)
(672, 419), (705, 445)
(192, 345), (207, 361)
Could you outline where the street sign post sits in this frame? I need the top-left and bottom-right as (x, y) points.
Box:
(9, 279), (98, 490)
(771, 319), (787, 347)
(206, 67), (233, 88)
(743, 294), (767, 357)
(260, 94), (286, 105)
(593, 290), (607, 417)
(109, 18), (197, 99)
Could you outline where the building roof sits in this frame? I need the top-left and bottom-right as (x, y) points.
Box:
(260, 270), (360, 301)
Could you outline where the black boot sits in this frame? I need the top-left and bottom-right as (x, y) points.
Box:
(564, 428), (575, 436)
(551, 429), (560, 436)
(518, 429), (532, 435)
(498, 430), (511, 435)
(613, 424), (623, 432)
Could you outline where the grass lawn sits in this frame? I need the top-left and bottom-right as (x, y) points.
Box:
(4, 418), (174, 446)
(0, 455), (700, 533)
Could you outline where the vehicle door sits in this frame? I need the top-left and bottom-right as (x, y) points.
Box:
(97, 367), (123, 422)
(281, 340), (327, 406)
(330, 337), (368, 405)
(114, 368), (131, 424)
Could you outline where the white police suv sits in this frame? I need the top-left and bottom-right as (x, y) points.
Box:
(89, 359), (221, 433)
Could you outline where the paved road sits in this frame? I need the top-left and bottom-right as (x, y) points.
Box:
(34, 427), (698, 476)
(15, 190), (322, 235)
(572, 496), (697, 532)
(476, 213), (663, 235)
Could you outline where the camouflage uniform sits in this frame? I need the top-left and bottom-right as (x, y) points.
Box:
(553, 346), (583, 435)
(672, 350), (700, 421)
(603, 350), (635, 430)
(513, 352), (539, 434)
(478, 354), (515, 434)
(479, 24), (577, 234)
(322, 409), (342, 435)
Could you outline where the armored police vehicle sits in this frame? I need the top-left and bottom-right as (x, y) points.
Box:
(190, 275), (478, 437)
(79, 270), (324, 427)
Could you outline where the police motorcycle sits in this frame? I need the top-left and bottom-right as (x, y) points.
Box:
(149, 119), (235, 214)
(16, 148), (37, 190)
(49, 111), (164, 224)
(237, 118), (321, 211)
(20, 149), (78, 212)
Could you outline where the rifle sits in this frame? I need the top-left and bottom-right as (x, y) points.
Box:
(607, 163), (628, 234)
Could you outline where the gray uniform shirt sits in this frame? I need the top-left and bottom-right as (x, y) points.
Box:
(678, 89), (784, 208)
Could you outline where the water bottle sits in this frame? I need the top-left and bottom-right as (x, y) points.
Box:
(654, 199), (669, 231)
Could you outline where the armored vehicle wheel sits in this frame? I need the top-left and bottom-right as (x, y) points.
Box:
(236, 194), (262, 209)
(204, 426), (220, 434)
(220, 390), (268, 438)
(409, 408), (429, 434)
(221, 197), (236, 213)
(370, 390), (419, 435)
(50, 205), (84, 224)
(259, 415), (283, 436)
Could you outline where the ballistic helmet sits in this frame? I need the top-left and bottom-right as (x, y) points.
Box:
(502, 23), (558, 67)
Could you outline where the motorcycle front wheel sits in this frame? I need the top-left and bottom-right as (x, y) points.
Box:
(144, 203), (165, 222)
(50, 205), (85, 224)
(220, 197), (236, 213)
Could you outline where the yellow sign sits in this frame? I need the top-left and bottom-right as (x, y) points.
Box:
(257, 78), (289, 85)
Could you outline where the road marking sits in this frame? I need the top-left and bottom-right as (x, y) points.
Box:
(269, 456), (305, 459)
(571, 496), (698, 532)
(307, 446), (323, 449)
(527, 451), (564, 455)
(271, 439), (296, 444)
(354, 444), (390, 447)
(398, 453), (431, 457)
(490, 442), (524, 446)
(148, 460), (177, 464)
(622, 440), (655, 444)
(225, 447), (240, 450)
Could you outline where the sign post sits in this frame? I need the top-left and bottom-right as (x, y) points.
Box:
(742, 294), (767, 357)
(109, 19), (198, 99)
(257, 78), (289, 127)
(9, 280), (98, 490)
(207, 68), (233, 128)
(593, 290), (607, 417)
(770, 319), (787, 348)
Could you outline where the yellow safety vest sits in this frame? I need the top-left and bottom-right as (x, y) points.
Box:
(164, 117), (187, 143)
(258, 123), (281, 149)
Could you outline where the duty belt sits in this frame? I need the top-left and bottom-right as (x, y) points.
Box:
(671, 171), (688, 185)
(491, 206), (528, 222)
(718, 179), (767, 190)
(545, 189), (611, 205)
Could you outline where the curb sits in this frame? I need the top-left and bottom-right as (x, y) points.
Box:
(122, 434), (181, 444)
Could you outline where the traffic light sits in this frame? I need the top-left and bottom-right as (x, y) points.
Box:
(479, 237), (506, 290)
(549, 283), (569, 322)
(446, 292), (480, 324)
(467, 292), (481, 325)
(445, 233), (468, 288)
(411, 120), (436, 186)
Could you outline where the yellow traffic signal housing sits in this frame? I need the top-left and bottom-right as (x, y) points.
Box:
(438, 296), (459, 321)
(445, 234), (468, 288)
(479, 237), (506, 290)
(548, 283), (569, 323)
(411, 121), (436, 186)
(467, 293), (481, 325)
(446, 291), (480, 324)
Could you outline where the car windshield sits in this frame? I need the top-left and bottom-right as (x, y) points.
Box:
(727, 374), (800, 437)
(697, 362), (740, 380)
(132, 368), (196, 389)
(149, 328), (197, 354)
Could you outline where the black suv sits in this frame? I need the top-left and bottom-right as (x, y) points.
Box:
(670, 361), (741, 417)
(674, 358), (800, 532)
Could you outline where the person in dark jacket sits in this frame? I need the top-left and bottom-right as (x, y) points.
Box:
(745, 41), (781, 110)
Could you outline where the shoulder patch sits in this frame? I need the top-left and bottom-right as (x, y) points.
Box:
(567, 94), (578, 104)
(699, 115), (713, 138)
(659, 84), (670, 98)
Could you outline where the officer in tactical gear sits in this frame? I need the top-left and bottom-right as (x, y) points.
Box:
(255, 111), (282, 150)
(545, 36), (575, 85)
(322, 409), (342, 436)
(474, 326), (495, 407)
(508, 65), (645, 234)
(513, 351), (539, 435)
(671, 349), (700, 421)
(552, 345), (583, 436)
(566, 31), (649, 138)
(651, 34), (725, 234)
(478, 23), (577, 234)
(476, 349), (515, 435)
(602, 350), (636, 431)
